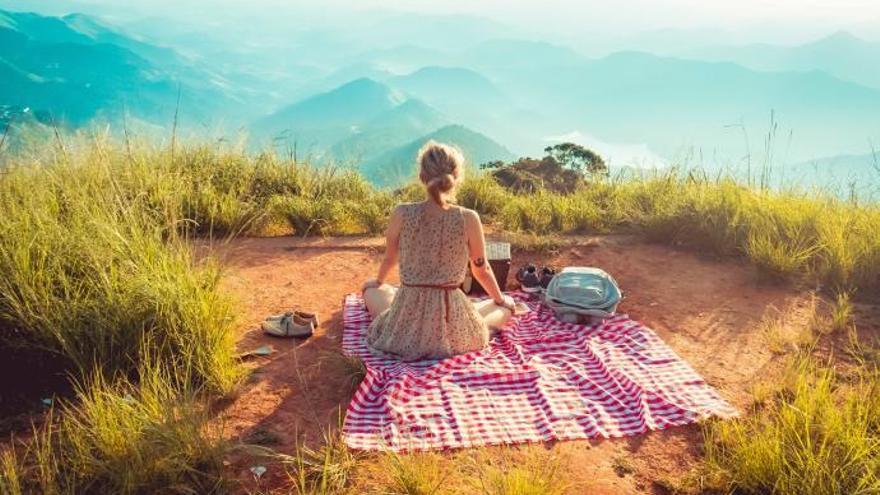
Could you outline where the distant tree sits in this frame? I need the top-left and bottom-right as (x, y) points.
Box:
(543, 143), (607, 175)
(479, 160), (506, 170)
(488, 156), (584, 194)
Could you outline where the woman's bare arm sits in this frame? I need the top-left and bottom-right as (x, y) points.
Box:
(463, 209), (514, 308)
(363, 206), (403, 290)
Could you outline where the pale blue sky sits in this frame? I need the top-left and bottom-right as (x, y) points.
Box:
(391, 0), (880, 44)
(5, 0), (878, 43)
(375, 0), (880, 30)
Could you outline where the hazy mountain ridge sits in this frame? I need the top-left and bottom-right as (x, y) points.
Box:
(329, 99), (451, 165)
(784, 152), (880, 195)
(391, 66), (509, 108)
(436, 46), (880, 162)
(360, 124), (517, 187)
(2, 7), (879, 190)
(255, 78), (407, 133)
(251, 77), (410, 154)
(0, 8), (235, 127)
(681, 30), (880, 90)
(251, 78), (513, 183)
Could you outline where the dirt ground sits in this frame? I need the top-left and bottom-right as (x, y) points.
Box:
(210, 234), (826, 494)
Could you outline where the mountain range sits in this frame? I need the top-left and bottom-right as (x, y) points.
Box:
(360, 124), (516, 187)
(250, 78), (513, 184)
(2, 6), (879, 191)
(253, 78), (409, 149)
(0, 9), (239, 128)
(682, 31), (880, 90)
(783, 152), (880, 197)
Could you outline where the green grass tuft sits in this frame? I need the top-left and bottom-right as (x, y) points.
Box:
(829, 291), (854, 334)
(0, 446), (22, 495)
(381, 452), (449, 495)
(8, 361), (229, 494)
(704, 356), (880, 494)
(0, 143), (244, 394)
(283, 429), (360, 495)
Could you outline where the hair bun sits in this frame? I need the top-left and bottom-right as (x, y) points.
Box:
(426, 173), (454, 193)
(437, 173), (455, 192)
(418, 141), (464, 205)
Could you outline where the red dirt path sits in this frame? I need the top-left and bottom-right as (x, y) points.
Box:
(210, 234), (816, 494)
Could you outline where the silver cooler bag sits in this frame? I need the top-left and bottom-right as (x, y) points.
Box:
(542, 267), (622, 324)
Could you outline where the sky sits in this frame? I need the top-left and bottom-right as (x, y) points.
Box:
(5, 0), (880, 44)
(377, 0), (880, 33)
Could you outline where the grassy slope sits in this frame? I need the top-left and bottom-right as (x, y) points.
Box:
(0, 140), (877, 494)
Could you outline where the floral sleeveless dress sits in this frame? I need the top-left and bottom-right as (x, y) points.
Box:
(367, 202), (489, 360)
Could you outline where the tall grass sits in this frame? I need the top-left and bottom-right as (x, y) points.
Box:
(8, 140), (877, 291)
(5, 361), (228, 494)
(0, 139), (404, 395)
(2, 139), (879, 492)
(0, 141), (249, 490)
(473, 462), (567, 495)
(0, 447), (22, 495)
(0, 143), (241, 393)
(458, 173), (880, 291)
(380, 452), (449, 495)
(283, 429), (360, 495)
(704, 356), (880, 494)
(272, 433), (571, 495)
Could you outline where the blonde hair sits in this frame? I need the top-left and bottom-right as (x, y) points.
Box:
(417, 140), (464, 206)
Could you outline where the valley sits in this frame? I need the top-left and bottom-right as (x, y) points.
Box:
(1, 4), (879, 189)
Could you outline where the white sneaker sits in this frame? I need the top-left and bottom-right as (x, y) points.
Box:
(266, 311), (319, 327)
(261, 313), (314, 338)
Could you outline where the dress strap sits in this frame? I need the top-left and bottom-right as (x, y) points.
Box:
(455, 205), (469, 251)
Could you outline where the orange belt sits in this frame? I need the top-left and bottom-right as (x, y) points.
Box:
(402, 282), (461, 323)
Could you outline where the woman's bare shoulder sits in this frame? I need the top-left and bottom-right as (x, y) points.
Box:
(390, 202), (417, 219)
(456, 205), (481, 223)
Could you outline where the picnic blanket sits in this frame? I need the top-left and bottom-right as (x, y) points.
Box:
(342, 293), (736, 451)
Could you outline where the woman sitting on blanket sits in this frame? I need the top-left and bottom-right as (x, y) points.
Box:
(362, 141), (517, 360)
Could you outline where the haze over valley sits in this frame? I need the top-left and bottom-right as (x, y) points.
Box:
(1, 0), (878, 191)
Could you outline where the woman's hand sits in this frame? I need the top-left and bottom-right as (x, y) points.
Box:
(361, 278), (382, 294)
(494, 294), (516, 312)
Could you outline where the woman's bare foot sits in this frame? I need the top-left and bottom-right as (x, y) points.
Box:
(473, 298), (514, 329)
(363, 284), (397, 318)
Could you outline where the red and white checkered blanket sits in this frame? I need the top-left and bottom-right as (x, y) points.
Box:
(342, 293), (736, 451)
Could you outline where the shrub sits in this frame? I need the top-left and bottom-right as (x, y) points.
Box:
(485, 156), (584, 194)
